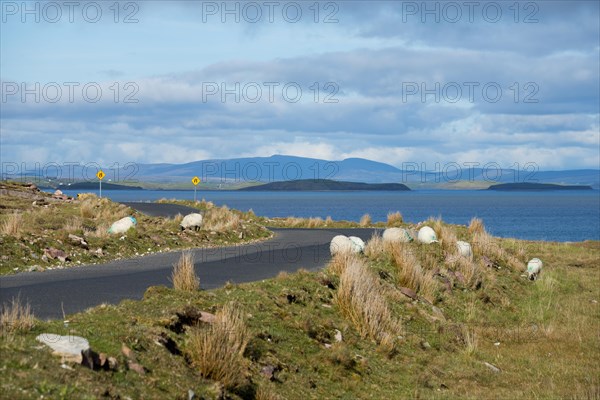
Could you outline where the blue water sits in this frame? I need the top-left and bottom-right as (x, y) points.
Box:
(60, 189), (600, 242)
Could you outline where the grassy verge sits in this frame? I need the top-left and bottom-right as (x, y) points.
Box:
(0, 182), (271, 275)
(1, 214), (598, 399)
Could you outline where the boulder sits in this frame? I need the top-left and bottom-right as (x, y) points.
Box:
(36, 333), (89, 363)
(68, 234), (89, 249)
(43, 247), (69, 263)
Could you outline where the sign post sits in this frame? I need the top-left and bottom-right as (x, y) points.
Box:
(97, 170), (106, 198)
(191, 176), (200, 202)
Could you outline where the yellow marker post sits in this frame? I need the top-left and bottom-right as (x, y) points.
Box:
(97, 170), (106, 198)
(192, 176), (200, 202)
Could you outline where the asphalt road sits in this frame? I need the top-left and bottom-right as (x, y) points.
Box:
(0, 203), (377, 320)
(120, 201), (199, 218)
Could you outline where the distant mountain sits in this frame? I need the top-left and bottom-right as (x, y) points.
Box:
(4, 155), (598, 189)
(239, 179), (410, 191)
(487, 183), (593, 191)
(119, 155), (600, 188)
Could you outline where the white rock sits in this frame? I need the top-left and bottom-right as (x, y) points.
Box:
(382, 228), (413, 243)
(417, 226), (438, 244)
(527, 258), (543, 280)
(456, 241), (472, 258)
(36, 333), (89, 362)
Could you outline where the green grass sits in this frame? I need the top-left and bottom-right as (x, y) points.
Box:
(0, 182), (271, 275)
(1, 215), (598, 399)
(2, 183), (598, 398)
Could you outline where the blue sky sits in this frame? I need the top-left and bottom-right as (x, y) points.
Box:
(1, 0), (599, 170)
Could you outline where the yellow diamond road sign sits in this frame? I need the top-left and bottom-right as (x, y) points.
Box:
(97, 170), (106, 180)
(192, 176), (200, 186)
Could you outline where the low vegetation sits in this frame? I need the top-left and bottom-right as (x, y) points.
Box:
(171, 252), (200, 292)
(0, 184), (598, 399)
(0, 182), (271, 274)
(0, 296), (35, 336)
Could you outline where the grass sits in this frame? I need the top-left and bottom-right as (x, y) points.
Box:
(171, 251), (200, 292)
(0, 237), (598, 398)
(0, 296), (35, 336)
(334, 258), (402, 351)
(360, 213), (372, 227)
(386, 211), (403, 227)
(1, 212), (22, 238)
(0, 183), (272, 275)
(187, 303), (250, 390)
(1, 186), (598, 398)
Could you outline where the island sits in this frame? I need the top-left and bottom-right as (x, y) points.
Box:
(238, 179), (410, 191)
(487, 182), (593, 191)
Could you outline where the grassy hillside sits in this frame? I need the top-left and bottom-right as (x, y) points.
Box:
(1, 212), (598, 399)
(0, 182), (271, 275)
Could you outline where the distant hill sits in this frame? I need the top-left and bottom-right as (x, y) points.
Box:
(487, 183), (593, 191)
(67, 182), (144, 190)
(239, 179), (410, 191)
(5, 155), (598, 189)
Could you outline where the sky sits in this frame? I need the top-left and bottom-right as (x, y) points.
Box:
(1, 0), (599, 171)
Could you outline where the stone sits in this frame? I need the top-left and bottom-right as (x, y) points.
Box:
(81, 348), (102, 370)
(68, 234), (89, 250)
(399, 287), (418, 300)
(43, 247), (69, 263)
(454, 271), (466, 285)
(260, 365), (276, 381)
(121, 344), (136, 360)
(36, 334), (89, 363)
(127, 361), (146, 375)
(483, 361), (501, 373)
(334, 329), (343, 343)
(481, 255), (495, 269)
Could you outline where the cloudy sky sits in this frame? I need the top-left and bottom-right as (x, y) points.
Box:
(1, 0), (599, 170)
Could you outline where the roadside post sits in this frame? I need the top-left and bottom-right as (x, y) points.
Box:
(97, 170), (106, 198)
(192, 176), (200, 202)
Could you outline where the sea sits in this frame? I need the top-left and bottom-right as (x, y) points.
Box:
(58, 189), (600, 242)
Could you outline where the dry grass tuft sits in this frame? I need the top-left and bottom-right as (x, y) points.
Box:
(187, 303), (249, 389)
(387, 211), (403, 227)
(461, 325), (478, 356)
(0, 296), (35, 335)
(364, 233), (386, 259)
(438, 225), (459, 255)
(203, 206), (241, 231)
(360, 213), (372, 227)
(390, 243), (438, 302)
(472, 230), (524, 272)
(80, 200), (95, 218)
(335, 259), (402, 349)
(171, 252), (200, 292)
(328, 251), (361, 276)
(468, 217), (486, 235)
(1, 212), (23, 237)
(63, 217), (83, 233)
(307, 217), (324, 228)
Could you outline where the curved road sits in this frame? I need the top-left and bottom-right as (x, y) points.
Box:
(1, 203), (377, 320)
